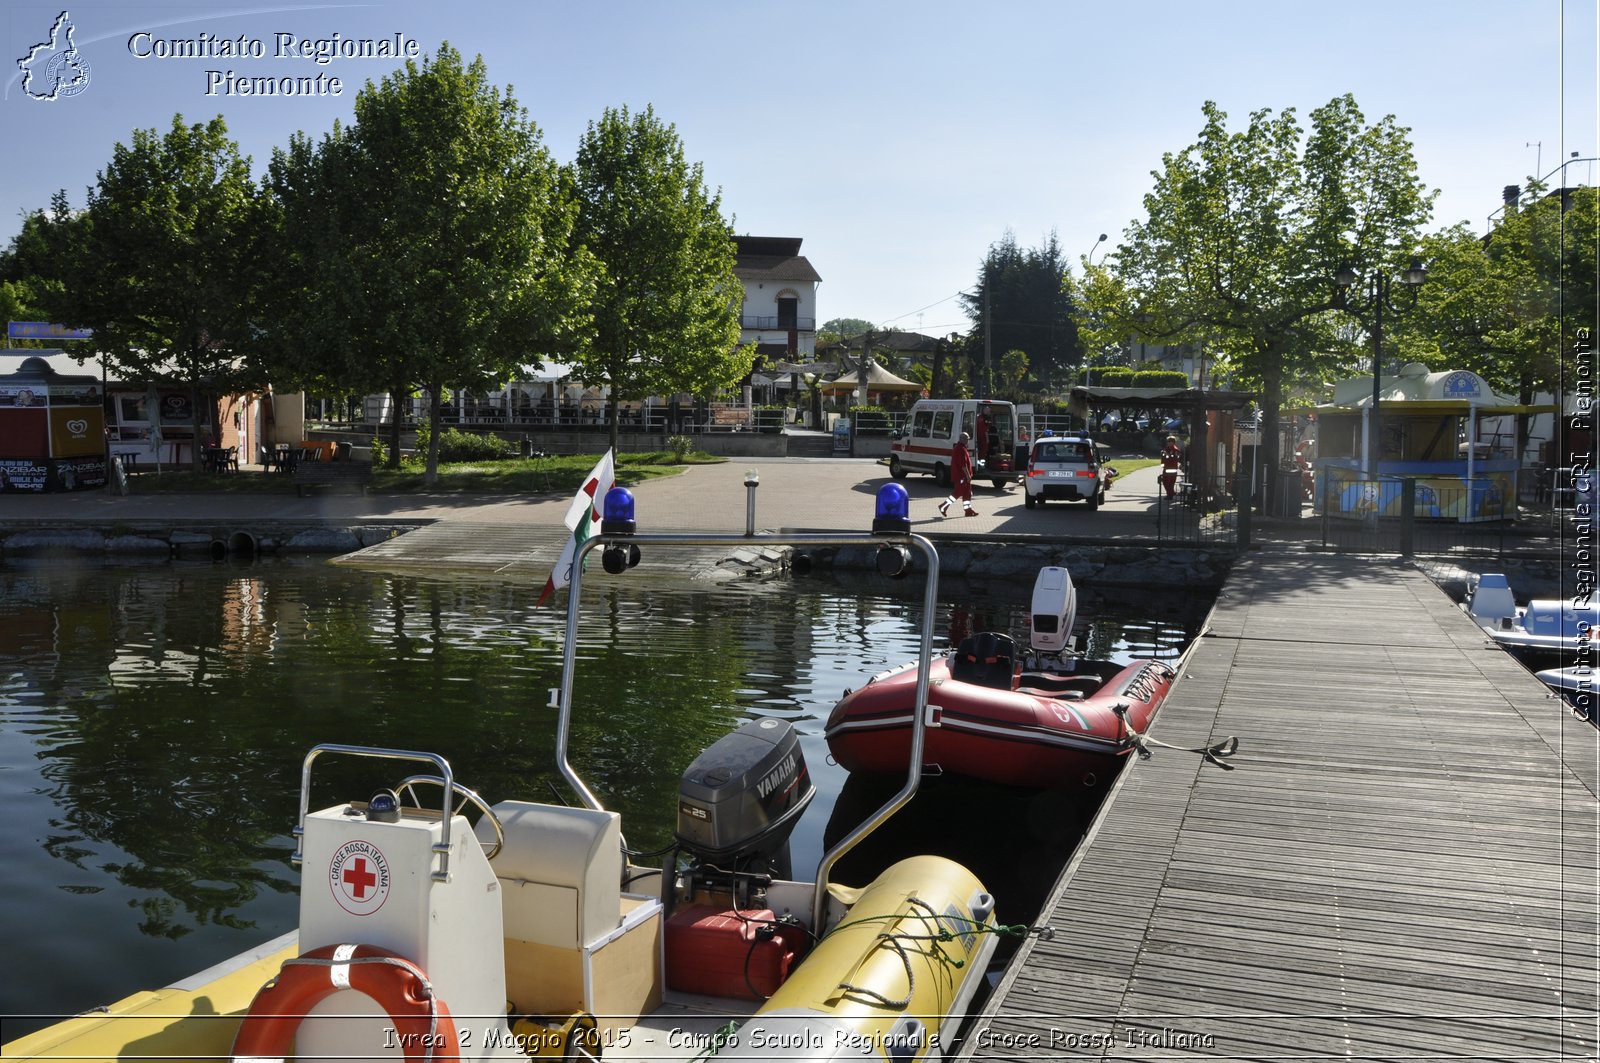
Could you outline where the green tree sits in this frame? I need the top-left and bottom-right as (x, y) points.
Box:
(0, 198), (83, 349)
(264, 45), (590, 478)
(1403, 186), (1597, 458)
(569, 104), (751, 453)
(260, 128), (367, 395)
(960, 232), (1080, 395)
(1093, 95), (1433, 506)
(1409, 187), (1596, 394)
(820, 318), (877, 344)
(30, 117), (266, 467)
(999, 348), (1030, 399)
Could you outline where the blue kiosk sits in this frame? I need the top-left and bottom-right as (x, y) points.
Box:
(1313, 363), (1545, 522)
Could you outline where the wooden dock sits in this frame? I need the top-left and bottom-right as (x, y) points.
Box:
(963, 553), (1598, 1060)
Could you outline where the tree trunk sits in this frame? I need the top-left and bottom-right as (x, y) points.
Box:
(1259, 346), (1285, 516)
(1190, 402), (1211, 502)
(1517, 369), (1534, 465)
(425, 384), (442, 485)
(187, 379), (204, 471)
(607, 390), (620, 455)
(386, 387), (404, 470)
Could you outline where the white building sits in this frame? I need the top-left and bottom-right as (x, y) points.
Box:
(733, 236), (821, 363)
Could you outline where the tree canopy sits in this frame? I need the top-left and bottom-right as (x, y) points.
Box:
(18, 117), (266, 465)
(262, 44), (591, 477)
(568, 104), (750, 452)
(820, 317), (877, 343)
(1405, 186), (1597, 400)
(1086, 95), (1434, 504)
(959, 232), (1079, 395)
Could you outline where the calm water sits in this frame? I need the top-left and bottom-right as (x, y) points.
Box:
(0, 557), (1204, 1034)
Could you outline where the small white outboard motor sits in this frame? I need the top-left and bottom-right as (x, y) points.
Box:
(1029, 566), (1078, 654)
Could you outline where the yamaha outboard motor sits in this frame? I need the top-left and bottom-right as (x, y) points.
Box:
(675, 717), (814, 904)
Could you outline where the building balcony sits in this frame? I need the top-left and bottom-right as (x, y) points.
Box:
(741, 315), (815, 331)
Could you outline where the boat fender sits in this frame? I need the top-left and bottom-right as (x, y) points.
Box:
(230, 943), (460, 1063)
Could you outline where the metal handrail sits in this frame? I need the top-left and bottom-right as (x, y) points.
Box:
(293, 744), (457, 882)
(557, 526), (940, 933)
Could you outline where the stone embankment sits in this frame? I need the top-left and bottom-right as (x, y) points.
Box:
(806, 540), (1231, 587)
(0, 520), (427, 561)
(0, 517), (1231, 589)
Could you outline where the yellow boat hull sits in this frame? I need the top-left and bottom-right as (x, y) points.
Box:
(3, 937), (295, 1063)
(743, 855), (997, 1061)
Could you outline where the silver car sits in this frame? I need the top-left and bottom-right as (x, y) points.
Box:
(1022, 434), (1115, 510)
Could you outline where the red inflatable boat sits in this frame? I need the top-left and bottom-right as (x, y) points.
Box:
(824, 646), (1174, 789)
(824, 567), (1177, 789)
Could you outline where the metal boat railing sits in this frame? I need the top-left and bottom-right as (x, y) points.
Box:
(558, 518), (940, 933)
(292, 744), (457, 881)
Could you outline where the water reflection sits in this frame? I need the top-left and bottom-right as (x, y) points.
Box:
(0, 557), (1205, 1031)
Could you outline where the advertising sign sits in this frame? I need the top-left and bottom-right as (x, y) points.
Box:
(0, 386), (45, 408)
(49, 406), (104, 457)
(7, 321), (94, 341)
(55, 455), (107, 490)
(48, 382), (101, 406)
(159, 392), (193, 424)
(0, 459), (48, 491)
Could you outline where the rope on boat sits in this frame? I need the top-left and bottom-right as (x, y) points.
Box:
(1114, 702), (1240, 770)
(1104, 612), (1240, 771)
(692, 1020), (740, 1060)
(1135, 731), (1240, 769)
(831, 898), (1032, 1009)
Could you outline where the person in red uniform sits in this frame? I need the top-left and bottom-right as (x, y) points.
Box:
(973, 411), (989, 462)
(1160, 434), (1182, 498)
(939, 433), (978, 517)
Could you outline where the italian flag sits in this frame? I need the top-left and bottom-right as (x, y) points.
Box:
(536, 448), (616, 606)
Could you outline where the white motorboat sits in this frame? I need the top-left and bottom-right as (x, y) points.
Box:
(1465, 573), (1598, 661)
(1534, 666), (1597, 721)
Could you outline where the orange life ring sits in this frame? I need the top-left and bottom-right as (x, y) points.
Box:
(231, 943), (460, 1062)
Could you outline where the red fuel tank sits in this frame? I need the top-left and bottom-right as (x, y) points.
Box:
(664, 905), (806, 1000)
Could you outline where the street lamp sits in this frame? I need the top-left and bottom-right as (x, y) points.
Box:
(1333, 257), (1428, 478)
(1085, 233), (1108, 266)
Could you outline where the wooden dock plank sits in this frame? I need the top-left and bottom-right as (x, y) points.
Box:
(962, 554), (1600, 1061)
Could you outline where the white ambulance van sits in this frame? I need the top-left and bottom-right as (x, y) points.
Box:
(888, 398), (1021, 489)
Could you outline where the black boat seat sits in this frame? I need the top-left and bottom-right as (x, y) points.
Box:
(952, 632), (1016, 690)
(1016, 672), (1102, 700)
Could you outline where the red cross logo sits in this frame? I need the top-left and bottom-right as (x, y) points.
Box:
(342, 857), (377, 899)
(329, 840), (390, 916)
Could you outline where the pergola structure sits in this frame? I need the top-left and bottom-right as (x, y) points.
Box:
(1067, 385), (1256, 502)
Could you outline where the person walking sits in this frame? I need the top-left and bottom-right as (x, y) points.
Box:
(939, 433), (977, 517)
(1160, 434), (1183, 499)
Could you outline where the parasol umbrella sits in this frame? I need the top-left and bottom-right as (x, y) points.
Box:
(818, 358), (923, 394)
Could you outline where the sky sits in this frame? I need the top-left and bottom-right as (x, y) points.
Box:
(2, 0), (1595, 336)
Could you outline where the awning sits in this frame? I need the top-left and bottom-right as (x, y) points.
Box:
(819, 358), (923, 393)
(1066, 385), (1255, 419)
(514, 361), (575, 382)
(1317, 400), (1559, 415)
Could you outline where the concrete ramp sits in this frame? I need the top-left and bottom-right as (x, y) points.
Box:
(335, 520), (560, 577)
